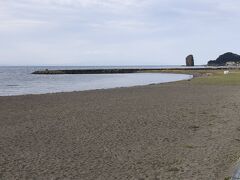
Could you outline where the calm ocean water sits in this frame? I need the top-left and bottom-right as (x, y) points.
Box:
(0, 66), (193, 96)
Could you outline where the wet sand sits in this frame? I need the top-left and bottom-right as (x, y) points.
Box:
(1, 81), (240, 179)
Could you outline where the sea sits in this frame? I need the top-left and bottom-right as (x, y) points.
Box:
(0, 66), (194, 96)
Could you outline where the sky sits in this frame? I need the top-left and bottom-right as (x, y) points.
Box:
(0, 0), (240, 66)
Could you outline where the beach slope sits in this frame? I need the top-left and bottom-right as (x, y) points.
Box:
(1, 79), (240, 179)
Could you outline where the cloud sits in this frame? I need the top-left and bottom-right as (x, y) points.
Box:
(0, 1), (50, 32)
(1, 0), (240, 65)
(216, 1), (240, 13)
(89, 20), (167, 33)
(11, 0), (151, 10)
(0, 19), (49, 31)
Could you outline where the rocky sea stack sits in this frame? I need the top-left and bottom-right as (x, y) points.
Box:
(208, 52), (240, 66)
(186, 55), (194, 66)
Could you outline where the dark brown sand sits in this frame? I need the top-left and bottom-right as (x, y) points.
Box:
(1, 81), (240, 179)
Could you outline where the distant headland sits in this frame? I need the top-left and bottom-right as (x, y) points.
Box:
(208, 52), (240, 66)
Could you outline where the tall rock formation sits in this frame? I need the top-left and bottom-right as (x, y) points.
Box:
(186, 55), (194, 66)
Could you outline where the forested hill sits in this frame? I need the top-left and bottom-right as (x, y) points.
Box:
(208, 52), (240, 66)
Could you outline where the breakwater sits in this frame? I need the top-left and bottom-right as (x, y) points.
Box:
(32, 67), (240, 74)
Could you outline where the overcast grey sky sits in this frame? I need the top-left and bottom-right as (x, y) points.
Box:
(0, 0), (239, 66)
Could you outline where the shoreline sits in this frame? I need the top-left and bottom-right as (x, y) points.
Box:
(1, 71), (240, 179)
(0, 73), (193, 97)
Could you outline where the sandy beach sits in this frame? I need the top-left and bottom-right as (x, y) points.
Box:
(1, 80), (240, 179)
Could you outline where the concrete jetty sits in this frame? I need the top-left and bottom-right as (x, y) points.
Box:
(32, 67), (240, 75)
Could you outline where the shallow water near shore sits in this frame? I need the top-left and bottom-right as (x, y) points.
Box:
(0, 66), (192, 96)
